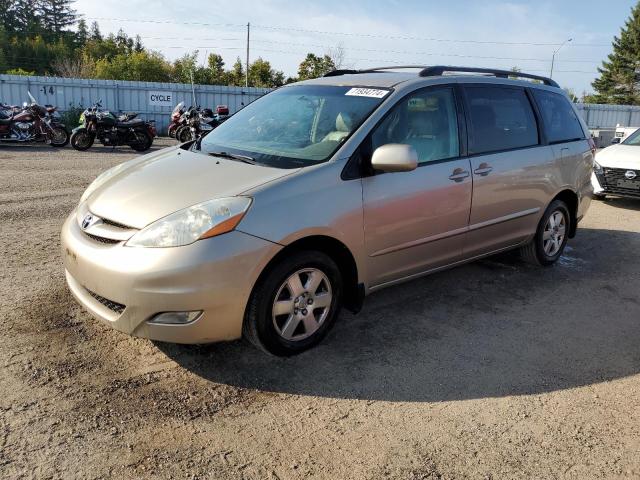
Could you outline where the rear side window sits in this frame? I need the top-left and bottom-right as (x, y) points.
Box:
(532, 89), (585, 144)
(465, 86), (539, 155)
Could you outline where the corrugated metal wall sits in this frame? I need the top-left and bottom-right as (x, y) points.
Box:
(0, 74), (270, 133)
(4, 73), (640, 132)
(575, 103), (640, 129)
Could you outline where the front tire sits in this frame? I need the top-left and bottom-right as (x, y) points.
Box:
(520, 200), (570, 266)
(243, 251), (343, 356)
(70, 128), (94, 151)
(49, 126), (69, 147)
(175, 125), (193, 143)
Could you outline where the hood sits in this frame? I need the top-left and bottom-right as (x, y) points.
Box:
(87, 147), (299, 228)
(596, 144), (640, 169)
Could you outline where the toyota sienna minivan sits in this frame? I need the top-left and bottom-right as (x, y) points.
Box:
(62, 66), (595, 355)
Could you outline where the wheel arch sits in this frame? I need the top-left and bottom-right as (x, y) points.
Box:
(249, 235), (363, 314)
(551, 188), (579, 238)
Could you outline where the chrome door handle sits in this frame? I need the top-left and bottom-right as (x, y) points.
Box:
(448, 169), (470, 182)
(474, 163), (493, 176)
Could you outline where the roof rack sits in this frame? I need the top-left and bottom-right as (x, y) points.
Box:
(323, 65), (560, 88)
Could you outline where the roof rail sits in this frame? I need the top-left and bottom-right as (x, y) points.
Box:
(419, 66), (560, 88)
(323, 65), (560, 88)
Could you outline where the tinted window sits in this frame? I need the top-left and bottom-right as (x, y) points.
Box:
(371, 88), (459, 165)
(465, 86), (538, 155)
(532, 89), (585, 144)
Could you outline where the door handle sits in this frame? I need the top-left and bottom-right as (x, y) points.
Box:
(474, 163), (493, 176)
(448, 168), (470, 182)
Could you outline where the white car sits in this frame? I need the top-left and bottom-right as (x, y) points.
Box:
(593, 129), (640, 199)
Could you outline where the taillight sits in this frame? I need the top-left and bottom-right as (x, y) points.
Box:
(588, 137), (597, 156)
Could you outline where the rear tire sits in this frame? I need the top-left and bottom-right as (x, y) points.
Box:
(129, 130), (153, 152)
(243, 251), (343, 356)
(70, 129), (94, 151)
(520, 200), (571, 266)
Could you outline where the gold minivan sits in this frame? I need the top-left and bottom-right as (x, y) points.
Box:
(62, 66), (595, 355)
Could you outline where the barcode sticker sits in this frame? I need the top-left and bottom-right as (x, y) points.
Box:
(345, 88), (389, 98)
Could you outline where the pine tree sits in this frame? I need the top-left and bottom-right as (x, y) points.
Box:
(592, 2), (640, 105)
(38, 0), (77, 36)
(89, 21), (102, 41)
(76, 18), (88, 45)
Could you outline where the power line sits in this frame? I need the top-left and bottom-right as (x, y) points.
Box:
(138, 36), (600, 63)
(86, 17), (611, 48)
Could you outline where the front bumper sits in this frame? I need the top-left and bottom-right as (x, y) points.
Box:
(61, 212), (281, 343)
(593, 168), (640, 198)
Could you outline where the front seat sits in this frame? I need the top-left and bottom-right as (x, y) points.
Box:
(322, 112), (353, 142)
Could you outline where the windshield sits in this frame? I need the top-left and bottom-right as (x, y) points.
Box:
(622, 128), (640, 145)
(199, 85), (390, 168)
(172, 101), (184, 114)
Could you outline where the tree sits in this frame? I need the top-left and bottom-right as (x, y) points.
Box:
(89, 21), (102, 41)
(207, 53), (226, 84)
(94, 50), (172, 82)
(39, 0), (77, 37)
(297, 53), (336, 81)
(6, 67), (35, 75)
(591, 3), (640, 104)
(227, 57), (245, 86)
(76, 18), (88, 46)
(52, 53), (95, 78)
(249, 57), (285, 87)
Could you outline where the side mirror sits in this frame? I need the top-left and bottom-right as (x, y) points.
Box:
(371, 144), (418, 173)
(611, 137), (621, 144)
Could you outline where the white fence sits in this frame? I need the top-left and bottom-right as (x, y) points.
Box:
(0, 74), (271, 134)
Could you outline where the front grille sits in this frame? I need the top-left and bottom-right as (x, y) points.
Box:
(601, 167), (640, 196)
(86, 288), (126, 315)
(84, 233), (121, 244)
(101, 218), (132, 230)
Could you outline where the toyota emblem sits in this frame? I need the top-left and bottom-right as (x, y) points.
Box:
(625, 170), (637, 180)
(82, 214), (95, 230)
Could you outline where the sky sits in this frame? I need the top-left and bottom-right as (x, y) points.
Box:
(73, 0), (638, 94)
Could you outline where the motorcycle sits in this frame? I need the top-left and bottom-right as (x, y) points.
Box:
(167, 101), (186, 138)
(70, 100), (155, 152)
(0, 92), (69, 147)
(175, 105), (230, 143)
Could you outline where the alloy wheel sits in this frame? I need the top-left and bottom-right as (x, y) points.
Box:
(272, 268), (332, 341)
(542, 210), (566, 256)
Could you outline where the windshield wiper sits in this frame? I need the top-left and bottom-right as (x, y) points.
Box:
(208, 151), (259, 165)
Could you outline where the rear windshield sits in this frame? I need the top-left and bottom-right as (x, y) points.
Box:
(199, 85), (390, 168)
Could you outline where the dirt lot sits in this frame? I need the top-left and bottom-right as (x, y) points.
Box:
(1, 140), (639, 479)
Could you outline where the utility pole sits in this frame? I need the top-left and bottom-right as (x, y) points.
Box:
(245, 22), (250, 88)
(550, 38), (572, 79)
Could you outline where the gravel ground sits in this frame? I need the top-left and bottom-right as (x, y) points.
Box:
(1, 140), (639, 479)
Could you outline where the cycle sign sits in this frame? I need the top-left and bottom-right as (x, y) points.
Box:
(148, 91), (173, 106)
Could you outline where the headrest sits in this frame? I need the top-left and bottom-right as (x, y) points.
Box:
(336, 112), (353, 132)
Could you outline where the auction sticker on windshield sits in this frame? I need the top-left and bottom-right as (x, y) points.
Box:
(345, 88), (389, 98)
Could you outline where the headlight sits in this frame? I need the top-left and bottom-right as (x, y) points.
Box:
(126, 197), (252, 248)
(80, 162), (131, 202)
(593, 160), (603, 174)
